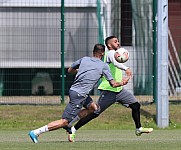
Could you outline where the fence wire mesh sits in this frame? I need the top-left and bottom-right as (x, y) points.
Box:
(0, 0), (180, 104)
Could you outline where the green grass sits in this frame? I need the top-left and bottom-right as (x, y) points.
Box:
(1, 103), (181, 149)
(0, 103), (181, 130)
(1, 104), (154, 130)
(1, 130), (181, 150)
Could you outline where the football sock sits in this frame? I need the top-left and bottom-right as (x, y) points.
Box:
(68, 115), (80, 127)
(71, 126), (76, 134)
(74, 113), (99, 130)
(33, 125), (49, 136)
(129, 102), (141, 128)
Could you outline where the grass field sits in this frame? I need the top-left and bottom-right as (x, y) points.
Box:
(1, 103), (181, 149)
(1, 130), (181, 150)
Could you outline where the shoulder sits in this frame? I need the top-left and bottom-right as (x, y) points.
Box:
(82, 56), (89, 59)
(102, 62), (110, 69)
(107, 50), (115, 54)
(105, 50), (115, 63)
(106, 50), (115, 57)
(81, 56), (90, 61)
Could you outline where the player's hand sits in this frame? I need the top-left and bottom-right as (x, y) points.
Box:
(125, 68), (132, 78)
(121, 76), (130, 85)
(68, 68), (78, 74)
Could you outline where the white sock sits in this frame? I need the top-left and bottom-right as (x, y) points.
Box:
(68, 115), (80, 127)
(71, 126), (76, 134)
(136, 127), (142, 131)
(33, 125), (49, 136)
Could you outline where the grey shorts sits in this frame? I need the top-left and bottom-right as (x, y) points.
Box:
(95, 88), (137, 114)
(62, 90), (93, 122)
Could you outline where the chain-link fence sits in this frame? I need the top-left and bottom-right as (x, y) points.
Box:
(0, 0), (180, 104)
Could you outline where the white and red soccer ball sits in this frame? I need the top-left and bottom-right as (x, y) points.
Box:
(114, 48), (129, 63)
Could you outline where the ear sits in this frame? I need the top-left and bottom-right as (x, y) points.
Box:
(107, 43), (111, 49)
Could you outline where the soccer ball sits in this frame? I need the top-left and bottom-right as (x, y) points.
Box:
(114, 48), (129, 63)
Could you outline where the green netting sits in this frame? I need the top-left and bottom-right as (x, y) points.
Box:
(131, 0), (153, 95)
(1, 0), (179, 104)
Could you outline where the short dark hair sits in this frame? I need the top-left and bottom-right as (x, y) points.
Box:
(93, 43), (105, 54)
(105, 36), (117, 48)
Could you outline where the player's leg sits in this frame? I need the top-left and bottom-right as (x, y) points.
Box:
(64, 95), (98, 142)
(29, 118), (69, 143)
(29, 90), (86, 143)
(73, 90), (117, 131)
(68, 101), (98, 125)
(67, 95), (98, 128)
(67, 91), (117, 142)
(116, 89), (141, 128)
(129, 102), (153, 136)
(129, 102), (141, 128)
(66, 96), (99, 142)
(116, 88), (153, 136)
(79, 99), (99, 118)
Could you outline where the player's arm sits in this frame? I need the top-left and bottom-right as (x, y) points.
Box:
(107, 50), (132, 78)
(125, 68), (132, 77)
(103, 63), (129, 87)
(68, 58), (82, 74)
(109, 76), (130, 87)
(107, 50), (129, 70)
(68, 67), (78, 74)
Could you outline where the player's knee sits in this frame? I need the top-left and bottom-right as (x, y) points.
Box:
(129, 102), (140, 110)
(88, 103), (99, 112)
(93, 106), (101, 117)
(61, 119), (69, 127)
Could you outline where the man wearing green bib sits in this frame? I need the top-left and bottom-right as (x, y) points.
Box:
(67, 36), (153, 142)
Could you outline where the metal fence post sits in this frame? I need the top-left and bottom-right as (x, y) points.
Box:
(157, 0), (169, 128)
(153, 0), (157, 103)
(61, 0), (65, 104)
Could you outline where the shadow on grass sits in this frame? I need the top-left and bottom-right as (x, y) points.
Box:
(140, 108), (156, 123)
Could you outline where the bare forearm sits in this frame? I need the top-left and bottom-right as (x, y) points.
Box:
(111, 81), (124, 87)
(68, 67), (78, 74)
(109, 77), (130, 87)
(109, 80), (124, 87)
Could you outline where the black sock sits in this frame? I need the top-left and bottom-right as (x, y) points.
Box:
(63, 126), (72, 134)
(129, 102), (141, 128)
(74, 113), (99, 130)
